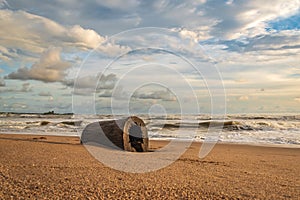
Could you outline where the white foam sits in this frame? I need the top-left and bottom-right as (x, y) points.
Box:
(1, 113), (299, 147)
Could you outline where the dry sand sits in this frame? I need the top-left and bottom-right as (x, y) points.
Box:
(0, 134), (299, 199)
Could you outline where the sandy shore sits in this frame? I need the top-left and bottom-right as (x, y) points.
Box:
(0, 134), (299, 199)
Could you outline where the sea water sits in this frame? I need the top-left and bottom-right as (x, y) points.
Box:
(0, 113), (299, 147)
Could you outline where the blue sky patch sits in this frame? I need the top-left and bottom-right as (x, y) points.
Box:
(268, 13), (300, 31)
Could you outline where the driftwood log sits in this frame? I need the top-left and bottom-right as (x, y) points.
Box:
(81, 116), (149, 152)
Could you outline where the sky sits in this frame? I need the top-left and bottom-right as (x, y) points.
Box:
(0, 0), (300, 114)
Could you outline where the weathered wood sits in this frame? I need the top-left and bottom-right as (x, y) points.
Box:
(81, 116), (148, 152)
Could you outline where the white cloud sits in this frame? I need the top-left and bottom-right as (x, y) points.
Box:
(96, 41), (131, 57)
(176, 27), (211, 42)
(6, 47), (71, 82)
(67, 25), (105, 49)
(0, 9), (134, 67)
(0, 9), (107, 64)
(0, 9), (105, 51)
(202, 0), (300, 40)
(202, 29), (300, 66)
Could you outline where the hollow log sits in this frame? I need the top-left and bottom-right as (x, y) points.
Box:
(80, 116), (148, 152)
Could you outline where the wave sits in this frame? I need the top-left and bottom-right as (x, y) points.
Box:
(149, 120), (264, 131)
(0, 119), (83, 132)
(1, 114), (299, 146)
(227, 114), (300, 121)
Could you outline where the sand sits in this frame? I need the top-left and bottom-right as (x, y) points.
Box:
(0, 134), (299, 199)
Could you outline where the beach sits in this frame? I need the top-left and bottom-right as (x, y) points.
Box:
(0, 134), (299, 199)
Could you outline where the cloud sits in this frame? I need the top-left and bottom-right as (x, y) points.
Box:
(67, 25), (105, 50)
(0, 9), (108, 64)
(0, 9), (133, 66)
(202, 29), (300, 66)
(98, 90), (113, 98)
(206, 0), (300, 39)
(20, 83), (32, 92)
(5, 0), (142, 35)
(5, 0), (300, 40)
(96, 86), (127, 100)
(67, 73), (117, 89)
(150, 0), (213, 29)
(3, 102), (28, 110)
(6, 47), (71, 82)
(176, 27), (212, 42)
(1, 1), (300, 114)
(3, 0), (299, 57)
(220, 30), (300, 52)
(241, 30), (300, 53)
(0, 82), (33, 93)
(0, 44), (18, 62)
(143, 0), (300, 42)
(132, 90), (177, 101)
(0, 9), (104, 51)
(69, 73), (118, 96)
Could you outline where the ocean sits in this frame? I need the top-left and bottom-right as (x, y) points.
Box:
(1, 113), (299, 147)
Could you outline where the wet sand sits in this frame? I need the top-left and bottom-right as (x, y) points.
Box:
(0, 134), (299, 199)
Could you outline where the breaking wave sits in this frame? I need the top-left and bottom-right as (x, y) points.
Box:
(0, 113), (299, 146)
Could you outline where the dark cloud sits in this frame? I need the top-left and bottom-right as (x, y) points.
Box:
(132, 90), (176, 101)
(5, 0), (141, 35)
(69, 73), (118, 96)
(66, 73), (117, 89)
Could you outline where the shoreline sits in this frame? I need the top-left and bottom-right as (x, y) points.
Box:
(1, 133), (299, 149)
